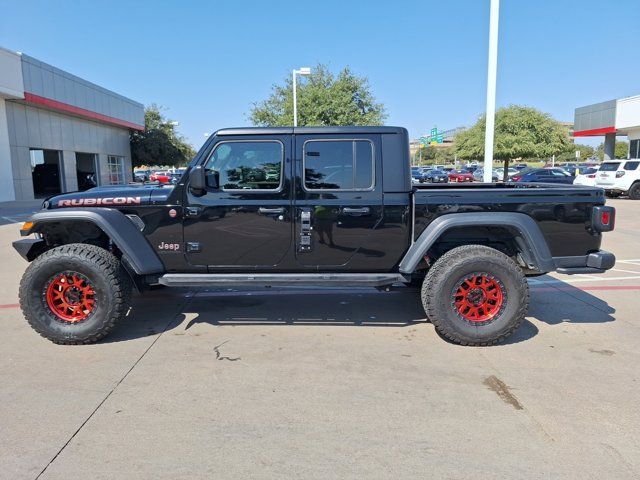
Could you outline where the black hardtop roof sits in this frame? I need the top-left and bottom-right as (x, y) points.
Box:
(214, 126), (407, 136)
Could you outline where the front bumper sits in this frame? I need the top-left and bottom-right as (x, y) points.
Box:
(13, 238), (46, 261)
(554, 250), (616, 275)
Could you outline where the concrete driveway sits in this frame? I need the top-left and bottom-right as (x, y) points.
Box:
(0, 199), (639, 479)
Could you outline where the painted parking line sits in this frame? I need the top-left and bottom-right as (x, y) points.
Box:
(0, 303), (19, 309)
(531, 285), (640, 292)
(529, 275), (640, 285)
(610, 268), (640, 274)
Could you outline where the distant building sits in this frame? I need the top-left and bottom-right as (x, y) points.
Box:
(574, 95), (640, 159)
(0, 46), (144, 201)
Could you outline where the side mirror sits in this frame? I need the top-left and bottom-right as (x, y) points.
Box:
(189, 166), (206, 195)
(206, 171), (219, 189)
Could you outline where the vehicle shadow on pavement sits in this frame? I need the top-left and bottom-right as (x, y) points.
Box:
(106, 286), (542, 345)
(527, 279), (616, 325)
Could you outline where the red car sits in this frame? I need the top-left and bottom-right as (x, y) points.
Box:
(149, 171), (171, 184)
(448, 170), (474, 182)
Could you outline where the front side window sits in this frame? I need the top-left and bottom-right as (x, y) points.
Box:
(204, 141), (283, 190)
(304, 140), (374, 190)
(107, 155), (125, 185)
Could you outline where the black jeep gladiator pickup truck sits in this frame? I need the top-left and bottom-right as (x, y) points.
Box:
(13, 126), (616, 345)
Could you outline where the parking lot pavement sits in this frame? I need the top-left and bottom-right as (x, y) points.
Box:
(0, 201), (42, 226)
(1, 198), (639, 479)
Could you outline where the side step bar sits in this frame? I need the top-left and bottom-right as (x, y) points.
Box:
(158, 273), (410, 288)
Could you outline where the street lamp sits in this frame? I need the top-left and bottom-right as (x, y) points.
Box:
(483, 0), (500, 183)
(292, 67), (311, 127)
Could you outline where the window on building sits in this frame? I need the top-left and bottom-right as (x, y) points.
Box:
(204, 141), (283, 190)
(304, 140), (374, 190)
(629, 139), (640, 159)
(107, 156), (126, 185)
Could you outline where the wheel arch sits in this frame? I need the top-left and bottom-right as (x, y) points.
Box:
(22, 208), (164, 276)
(399, 212), (555, 274)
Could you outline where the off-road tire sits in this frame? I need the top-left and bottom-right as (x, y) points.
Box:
(629, 183), (640, 200)
(421, 245), (529, 346)
(19, 244), (132, 344)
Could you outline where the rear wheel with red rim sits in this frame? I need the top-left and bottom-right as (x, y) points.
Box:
(420, 245), (529, 346)
(452, 272), (506, 325)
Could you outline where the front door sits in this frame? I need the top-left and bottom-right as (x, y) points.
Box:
(293, 134), (384, 269)
(183, 135), (292, 269)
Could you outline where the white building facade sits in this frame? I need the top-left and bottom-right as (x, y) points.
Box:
(0, 46), (144, 201)
(574, 95), (640, 160)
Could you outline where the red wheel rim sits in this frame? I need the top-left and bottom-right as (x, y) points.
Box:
(45, 272), (96, 323)
(452, 272), (505, 323)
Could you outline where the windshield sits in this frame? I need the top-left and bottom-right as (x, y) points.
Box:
(599, 162), (621, 171)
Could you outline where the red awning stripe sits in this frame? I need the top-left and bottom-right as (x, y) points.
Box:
(573, 126), (617, 137)
(23, 92), (145, 131)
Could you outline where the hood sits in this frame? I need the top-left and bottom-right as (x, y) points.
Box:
(44, 184), (174, 209)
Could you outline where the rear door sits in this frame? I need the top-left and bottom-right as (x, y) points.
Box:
(292, 134), (384, 268)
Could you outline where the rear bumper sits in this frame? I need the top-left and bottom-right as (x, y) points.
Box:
(554, 250), (616, 275)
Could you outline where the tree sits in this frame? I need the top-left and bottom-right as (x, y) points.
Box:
(556, 144), (595, 163)
(415, 145), (457, 165)
(595, 141), (629, 160)
(130, 104), (195, 168)
(453, 105), (573, 181)
(249, 64), (387, 127)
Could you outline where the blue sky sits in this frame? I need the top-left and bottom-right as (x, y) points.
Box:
(1, 0), (639, 149)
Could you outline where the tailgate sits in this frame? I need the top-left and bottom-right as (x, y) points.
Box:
(595, 170), (615, 186)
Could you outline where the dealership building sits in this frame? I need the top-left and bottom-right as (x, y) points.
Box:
(0, 46), (144, 202)
(574, 94), (640, 159)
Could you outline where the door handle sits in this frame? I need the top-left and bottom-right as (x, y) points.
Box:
(259, 207), (285, 214)
(342, 207), (370, 215)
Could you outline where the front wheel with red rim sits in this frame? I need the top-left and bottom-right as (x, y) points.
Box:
(420, 245), (529, 346)
(19, 244), (132, 345)
(44, 271), (96, 323)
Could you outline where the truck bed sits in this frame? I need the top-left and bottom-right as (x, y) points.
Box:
(412, 182), (606, 257)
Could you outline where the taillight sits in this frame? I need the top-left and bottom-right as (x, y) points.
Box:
(616, 171), (625, 178)
(512, 175), (521, 182)
(587, 174), (596, 178)
(592, 206), (615, 232)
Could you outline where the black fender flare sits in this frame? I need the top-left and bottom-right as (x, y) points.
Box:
(24, 208), (165, 275)
(398, 212), (556, 274)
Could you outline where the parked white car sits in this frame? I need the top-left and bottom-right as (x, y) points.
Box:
(573, 167), (599, 187)
(595, 160), (640, 199)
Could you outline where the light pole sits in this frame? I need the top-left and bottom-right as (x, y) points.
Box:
(483, 0), (500, 183)
(292, 67), (311, 127)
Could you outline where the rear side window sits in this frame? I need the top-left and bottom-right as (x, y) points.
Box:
(204, 141), (283, 191)
(624, 161), (639, 171)
(600, 162), (621, 171)
(304, 140), (374, 190)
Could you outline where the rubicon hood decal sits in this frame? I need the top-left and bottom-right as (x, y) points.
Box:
(57, 196), (142, 207)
